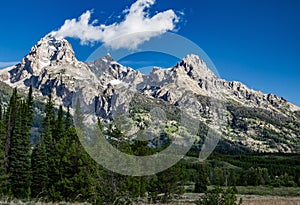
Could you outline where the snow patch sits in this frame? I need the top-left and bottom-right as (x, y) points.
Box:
(110, 79), (122, 85)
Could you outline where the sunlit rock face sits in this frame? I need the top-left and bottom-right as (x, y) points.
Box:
(0, 35), (299, 153)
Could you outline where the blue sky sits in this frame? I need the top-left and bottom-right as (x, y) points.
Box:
(0, 0), (299, 105)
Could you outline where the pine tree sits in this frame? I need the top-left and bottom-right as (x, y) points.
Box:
(4, 88), (18, 174)
(43, 93), (55, 137)
(23, 85), (34, 143)
(65, 106), (72, 130)
(53, 105), (65, 143)
(41, 94), (57, 197)
(31, 140), (48, 199)
(51, 126), (98, 202)
(0, 101), (8, 194)
(4, 86), (36, 199)
(150, 162), (187, 202)
(194, 163), (209, 193)
(41, 98), (98, 202)
(26, 85), (34, 127)
(8, 101), (31, 199)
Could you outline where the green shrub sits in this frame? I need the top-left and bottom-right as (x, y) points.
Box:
(197, 187), (242, 205)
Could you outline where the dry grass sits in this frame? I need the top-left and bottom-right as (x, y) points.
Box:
(0, 200), (91, 205)
(240, 196), (300, 205)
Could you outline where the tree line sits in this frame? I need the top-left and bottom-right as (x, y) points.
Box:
(0, 86), (299, 204)
(0, 87), (191, 204)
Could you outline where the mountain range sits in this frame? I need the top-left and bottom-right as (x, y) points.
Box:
(0, 34), (299, 153)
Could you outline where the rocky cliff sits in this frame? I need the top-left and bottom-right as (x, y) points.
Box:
(0, 34), (299, 153)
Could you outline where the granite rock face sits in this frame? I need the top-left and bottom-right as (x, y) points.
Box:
(0, 35), (299, 153)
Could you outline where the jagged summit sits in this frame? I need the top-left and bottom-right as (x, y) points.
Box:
(0, 36), (299, 153)
(181, 54), (208, 69)
(0, 34), (78, 85)
(0, 34), (98, 105)
(103, 53), (114, 61)
(0, 34), (298, 112)
(91, 53), (115, 68)
(177, 54), (217, 79)
(87, 52), (138, 85)
(32, 34), (77, 68)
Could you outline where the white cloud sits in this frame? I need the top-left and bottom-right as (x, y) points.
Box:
(52, 0), (179, 50)
(0, 61), (18, 68)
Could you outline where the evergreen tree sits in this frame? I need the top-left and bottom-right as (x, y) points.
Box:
(4, 88), (18, 174)
(53, 105), (65, 142)
(8, 101), (31, 199)
(43, 93), (55, 137)
(22, 85), (34, 146)
(50, 127), (98, 202)
(31, 140), (48, 199)
(194, 163), (209, 193)
(150, 162), (187, 203)
(65, 106), (72, 130)
(7, 86), (34, 198)
(0, 101), (8, 194)
(41, 94), (57, 197)
(42, 118), (53, 158)
(25, 85), (34, 128)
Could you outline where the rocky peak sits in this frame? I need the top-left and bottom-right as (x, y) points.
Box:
(0, 34), (79, 84)
(88, 54), (136, 85)
(29, 34), (77, 71)
(94, 53), (114, 64)
(174, 54), (217, 81)
(1, 34), (299, 154)
(181, 54), (204, 66)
